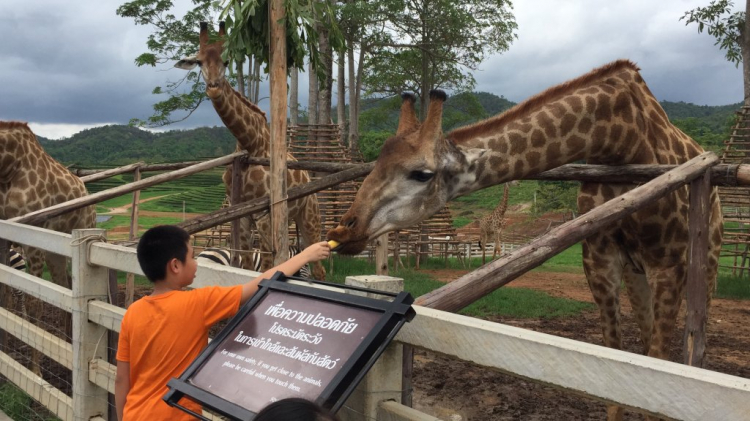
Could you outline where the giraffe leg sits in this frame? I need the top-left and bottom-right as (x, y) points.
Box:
(582, 236), (625, 421)
(622, 263), (653, 353)
(239, 216), (256, 271)
(296, 197), (326, 280)
(46, 252), (72, 339)
(492, 230), (501, 260)
(255, 214), (274, 272)
(645, 267), (684, 360)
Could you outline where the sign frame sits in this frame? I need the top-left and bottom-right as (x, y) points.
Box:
(163, 272), (416, 420)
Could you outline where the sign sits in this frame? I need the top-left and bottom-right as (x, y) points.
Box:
(164, 272), (415, 421)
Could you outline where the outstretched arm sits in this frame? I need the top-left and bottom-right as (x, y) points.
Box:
(240, 241), (330, 304)
(115, 360), (131, 421)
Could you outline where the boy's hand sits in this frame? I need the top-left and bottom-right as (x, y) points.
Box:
(302, 241), (331, 262)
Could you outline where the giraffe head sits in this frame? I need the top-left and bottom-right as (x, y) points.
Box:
(175, 22), (228, 99)
(328, 91), (487, 254)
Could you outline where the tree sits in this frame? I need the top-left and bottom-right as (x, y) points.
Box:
(360, 0), (517, 115)
(681, 0), (750, 105)
(118, 0), (343, 126)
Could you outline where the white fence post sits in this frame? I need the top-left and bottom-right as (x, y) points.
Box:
(71, 229), (109, 420)
(339, 275), (404, 421)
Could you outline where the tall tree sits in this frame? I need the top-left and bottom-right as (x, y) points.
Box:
(361, 0), (517, 115)
(118, 0), (343, 126)
(682, 0), (750, 105)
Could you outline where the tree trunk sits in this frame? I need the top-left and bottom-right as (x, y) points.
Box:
(348, 39), (361, 158)
(308, 60), (318, 125)
(253, 58), (261, 104)
(337, 48), (346, 143)
(317, 23), (333, 125)
(236, 58), (246, 99)
(290, 67), (299, 126)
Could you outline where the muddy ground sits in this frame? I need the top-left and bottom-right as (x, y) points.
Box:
(409, 270), (750, 420)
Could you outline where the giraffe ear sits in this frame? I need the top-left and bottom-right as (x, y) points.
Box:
(175, 56), (199, 70)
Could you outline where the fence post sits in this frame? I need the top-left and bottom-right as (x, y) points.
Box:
(340, 275), (404, 421)
(71, 229), (109, 420)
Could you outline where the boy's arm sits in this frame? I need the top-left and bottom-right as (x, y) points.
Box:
(115, 360), (131, 421)
(240, 241), (330, 305)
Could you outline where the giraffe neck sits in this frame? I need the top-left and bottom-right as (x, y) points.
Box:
(492, 184), (509, 218)
(209, 81), (270, 157)
(445, 60), (700, 195)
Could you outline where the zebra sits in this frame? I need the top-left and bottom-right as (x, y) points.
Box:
(2, 248), (28, 316)
(197, 246), (311, 279)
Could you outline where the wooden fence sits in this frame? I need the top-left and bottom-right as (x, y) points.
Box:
(3, 151), (750, 419)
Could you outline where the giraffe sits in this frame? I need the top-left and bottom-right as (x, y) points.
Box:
(0, 121), (97, 375)
(478, 183), (510, 263)
(175, 22), (325, 280)
(328, 60), (723, 420)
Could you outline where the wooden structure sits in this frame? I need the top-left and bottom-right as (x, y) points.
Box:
(2, 152), (750, 420)
(719, 105), (750, 275)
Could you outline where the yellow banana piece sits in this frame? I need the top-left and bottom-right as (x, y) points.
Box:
(327, 240), (340, 249)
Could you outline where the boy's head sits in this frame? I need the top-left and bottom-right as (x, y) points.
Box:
(137, 225), (192, 282)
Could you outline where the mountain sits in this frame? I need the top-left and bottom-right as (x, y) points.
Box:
(39, 125), (237, 167)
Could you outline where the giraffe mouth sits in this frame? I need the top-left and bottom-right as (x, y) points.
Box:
(326, 227), (369, 255)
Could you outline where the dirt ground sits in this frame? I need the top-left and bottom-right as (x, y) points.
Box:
(409, 269), (750, 420)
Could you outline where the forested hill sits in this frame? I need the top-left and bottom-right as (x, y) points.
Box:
(39, 92), (741, 167)
(39, 125), (237, 167)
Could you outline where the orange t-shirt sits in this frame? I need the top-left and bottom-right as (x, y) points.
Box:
(116, 285), (243, 421)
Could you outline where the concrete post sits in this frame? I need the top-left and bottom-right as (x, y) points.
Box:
(71, 229), (109, 420)
(339, 275), (404, 421)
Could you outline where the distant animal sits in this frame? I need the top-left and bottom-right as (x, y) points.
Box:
(478, 183), (510, 263)
(197, 246), (311, 279)
(2, 248), (27, 316)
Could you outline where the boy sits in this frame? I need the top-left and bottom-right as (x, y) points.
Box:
(115, 225), (330, 421)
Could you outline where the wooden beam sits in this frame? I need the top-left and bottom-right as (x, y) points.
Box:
(78, 162), (143, 183)
(10, 151), (245, 226)
(0, 220), (73, 257)
(416, 152), (719, 312)
(395, 306), (750, 421)
(269, 0), (289, 266)
(0, 350), (73, 421)
(231, 157), (243, 267)
(684, 170), (711, 367)
(0, 266), (73, 312)
(175, 162), (375, 236)
(0, 307), (72, 367)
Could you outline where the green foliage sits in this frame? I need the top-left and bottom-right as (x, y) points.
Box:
(321, 255), (593, 319)
(359, 0), (518, 100)
(715, 272), (750, 299)
(359, 131), (392, 162)
(681, 0), (745, 66)
(220, 0), (344, 84)
(0, 382), (59, 421)
(39, 125), (237, 166)
(533, 181), (580, 215)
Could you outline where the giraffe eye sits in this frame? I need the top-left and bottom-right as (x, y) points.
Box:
(195, 60), (203, 66)
(409, 170), (434, 182)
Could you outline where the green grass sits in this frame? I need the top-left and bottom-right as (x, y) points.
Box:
(715, 273), (750, 300)
(450, 180), (539, 227)
(0, 383), (59, 421)
(96, 215), (183, 231)
(323, 255), (594, 319)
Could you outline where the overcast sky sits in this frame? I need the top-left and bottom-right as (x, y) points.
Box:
(0, 0), (743, 139)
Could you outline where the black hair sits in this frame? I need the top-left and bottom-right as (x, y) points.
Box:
(136, 225), (190, 282)
(254, 398), (338, 421)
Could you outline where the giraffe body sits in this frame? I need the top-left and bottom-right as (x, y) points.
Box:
(177, 23), (325, 280)
(478, 183), (509, 263)
(328, 60), (723, 419)
(0, 121), (96, 374)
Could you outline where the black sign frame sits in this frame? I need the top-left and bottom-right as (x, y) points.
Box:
(163, 272), (416, 420)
